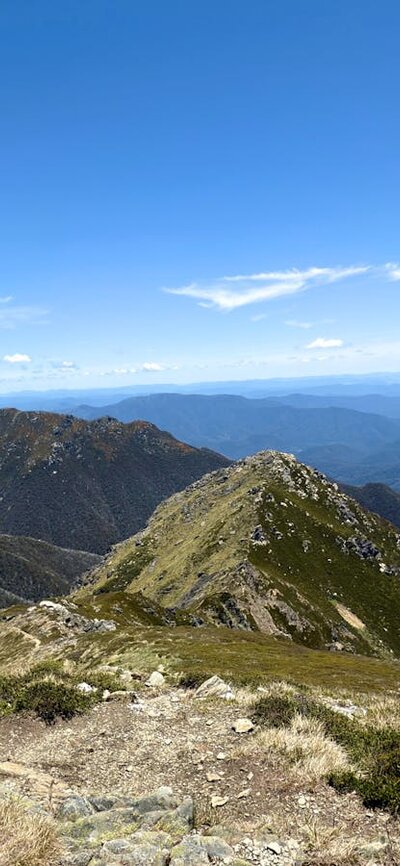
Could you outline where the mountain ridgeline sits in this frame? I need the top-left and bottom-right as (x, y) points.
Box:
(0, 409), (229, 554)
(75, 393), (400, 489)
(75, 452), (400, 658)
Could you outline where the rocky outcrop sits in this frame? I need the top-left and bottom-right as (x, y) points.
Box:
(52, 787), (252, 865)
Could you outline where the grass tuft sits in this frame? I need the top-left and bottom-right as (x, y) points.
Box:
(0, 796), (60, 866)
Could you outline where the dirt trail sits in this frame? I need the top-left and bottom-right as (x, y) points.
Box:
(0, 687), (393, 845)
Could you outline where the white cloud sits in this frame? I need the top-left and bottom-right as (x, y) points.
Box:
(165, 265), (369, 311)
(306, 337), (344, 349)
(3, 353), (32, 363)
(385, 262), (400, 281)
(0, 296), (13, 304)
(141, 362), (165, 372)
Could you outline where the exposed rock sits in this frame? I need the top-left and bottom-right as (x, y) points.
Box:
(76, 682), (97, 694)
(211, 795), (229, 808)
(206, 771), (222, 782)
(99, 835), (170, 864)
(232, 718), (254, 734)
(57, 795), (95, 821)
(146, 671), (166, 688)
(194, 675), (234, 700)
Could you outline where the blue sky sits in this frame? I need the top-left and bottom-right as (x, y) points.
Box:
(0, 0), (399, 391)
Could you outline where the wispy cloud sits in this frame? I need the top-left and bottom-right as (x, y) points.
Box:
(306, 337), (344, 349)
(3, 353), (32, 364)
(0, 296), (13, 304)
(285, 319), (314, 329)
(250, 313), (268, 322)
(0, 304), (48, 329)
(385, 262), (400, 281)
(164, 265), (370, 311)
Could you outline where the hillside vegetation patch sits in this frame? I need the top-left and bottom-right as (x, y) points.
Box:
(252, 690), (400, 813)
(0, 661), (123, 724)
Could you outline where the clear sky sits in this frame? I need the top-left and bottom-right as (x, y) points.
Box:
(0, 0), (399, 392)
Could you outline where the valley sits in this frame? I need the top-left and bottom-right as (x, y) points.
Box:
(2, 401), (400, 865)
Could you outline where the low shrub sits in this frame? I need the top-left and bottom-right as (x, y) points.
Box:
(178, 672), (214, 690)
(0, 663), (121, 724)
(14, 680), (94, 724)
(82, 670), (122, 692)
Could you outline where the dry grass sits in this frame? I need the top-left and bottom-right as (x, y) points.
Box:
(266, 812), (366, 866)
(0, 795), (61, 866)
(235, 679), (298, 707)
(360, 693), (400, 730)
(239, 713), (350, 784)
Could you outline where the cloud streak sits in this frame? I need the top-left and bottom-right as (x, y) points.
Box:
(3, 353), (32, 364)
(165, 265), (370, 311)
(0, 304), (49, 329)
(306, 337), (344, 349)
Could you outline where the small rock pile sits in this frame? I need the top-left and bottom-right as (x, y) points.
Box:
(57, 787), (253, 865)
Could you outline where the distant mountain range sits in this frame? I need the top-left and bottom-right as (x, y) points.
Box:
(0, 409), (228, 554)
(0, 535), (100, 608)
(73, 393), (400, 489)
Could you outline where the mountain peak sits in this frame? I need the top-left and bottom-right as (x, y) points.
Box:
(78, 449), (400, 657)
(0, 408), (229, 554)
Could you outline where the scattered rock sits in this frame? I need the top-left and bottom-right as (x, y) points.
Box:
(57, 795), (95, 821)
(211, 795), (229, 808)
(76, 682), (96, 694)
(237, 788), (251, 799)
(206, 771), (222, 782)
(232, 718), (254, 734)
(146, 671), (166, 688)
(194, 675), (234, 700)
(267, 841), (282, 855)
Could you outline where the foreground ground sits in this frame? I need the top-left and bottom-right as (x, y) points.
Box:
(1, 675), (400, 866)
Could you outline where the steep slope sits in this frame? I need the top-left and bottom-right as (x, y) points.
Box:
(75, 392), (400, 461)
(0, 535), (101, 607)
(0, 409), (229, 553)
(78, 451), (400, 657)
(342, 483), (400, 529)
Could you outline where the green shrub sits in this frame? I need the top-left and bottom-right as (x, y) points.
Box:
(0, 675), (17, 704)
(14, 680), (94, 724)
(328, 723), (400, 813)
(178, 672), (214, 690)
(0, 665), (109, 724)
(252, 693), (298, 728)
(81, 670), (122, 692)
(27, 659), (67, 680)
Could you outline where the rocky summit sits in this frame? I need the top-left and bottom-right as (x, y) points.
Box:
(77, 451), (400, 657)
(0, 408), (229, 554)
